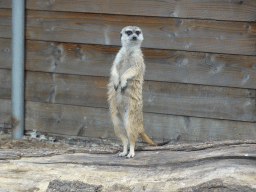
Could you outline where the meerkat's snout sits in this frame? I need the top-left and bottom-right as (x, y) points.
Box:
(132, 36), (137, 41)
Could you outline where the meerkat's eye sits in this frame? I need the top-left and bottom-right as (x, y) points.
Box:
(136, 31), (141, 35)
(125, 30), (133, 36)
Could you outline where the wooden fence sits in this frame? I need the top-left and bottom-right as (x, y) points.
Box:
(0, 0), (256, 143)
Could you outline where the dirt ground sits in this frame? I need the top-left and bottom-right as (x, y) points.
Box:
(1, 131), (256, 192)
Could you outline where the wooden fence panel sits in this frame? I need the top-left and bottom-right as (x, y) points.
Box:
(25, 40), (116, 76)
(1, 98), (255, 142)
(1, 9), (256, 55)
(25, 101), (256, 142)
(25, 101), (116, 139)
(0, 99), (11, 127)
(0, 1), (9, 9)
(1, 69), (255, 122)
(40, 73), (256, 122)
(0, 9), (11, 39)
(0, 38), (11, 69)
(143, 81), (256, 122)
(0, 69), (11, 100)
(1, 0), (256, 22)
(1, 39), (256, 89)
(25, 71), (54, 103)
(1, 0), (256, 142)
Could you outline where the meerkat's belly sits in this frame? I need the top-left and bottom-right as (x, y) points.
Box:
(114, 57), (136, 119)
(115, 90), (129, 116)
(117, 59), (132, 80)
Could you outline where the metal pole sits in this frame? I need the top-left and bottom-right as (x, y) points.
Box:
(12, 0), (25, 139)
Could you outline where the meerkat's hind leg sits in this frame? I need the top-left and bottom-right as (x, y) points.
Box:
(118, 138), (128, 157)
(113, 112), (129, 157)
(126, 125), (138, 158)
(126, 139), (136, 158)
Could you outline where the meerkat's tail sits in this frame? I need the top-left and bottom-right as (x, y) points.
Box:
(139, 132), (170, 146)
(139, 132), (157, 146)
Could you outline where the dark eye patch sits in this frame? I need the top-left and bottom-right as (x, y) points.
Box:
(135, 31), (141, 35)
(125, 30), (133, 36)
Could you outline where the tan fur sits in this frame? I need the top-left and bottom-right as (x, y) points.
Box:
(108, 26), (157, 158)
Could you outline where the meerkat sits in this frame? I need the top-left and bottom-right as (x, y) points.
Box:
(108, 26), (168, 158)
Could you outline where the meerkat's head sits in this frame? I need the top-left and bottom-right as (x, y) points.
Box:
(120, 26), (143, 48)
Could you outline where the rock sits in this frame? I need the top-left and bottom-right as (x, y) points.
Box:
(179, 179), (256, 192)
(46, 179), (103, 192)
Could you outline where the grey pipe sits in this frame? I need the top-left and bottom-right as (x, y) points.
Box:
(12, 0), (25, 139)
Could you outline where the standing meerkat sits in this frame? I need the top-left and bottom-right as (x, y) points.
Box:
(108, 26), (168, 158)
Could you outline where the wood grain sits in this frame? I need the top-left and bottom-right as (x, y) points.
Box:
(25, 101), (116, 139)
(143, 81), (256, 122)
(0, 9), (11, 39)
(1, 0), (256, 22)
(25, 71), (54, 103)
(0, 69), (11, 99)
(1, 69), (255, 122)
(39, 73), (256, 122)
(25, 101), (256, 142)
(0, 38), (11, 69)
(1, 38), (256, 89)
(0, 99), (11, 127)
(1, 9), (256, 55)
(0, 1), (9, 9)
(1, 96), (255, 142)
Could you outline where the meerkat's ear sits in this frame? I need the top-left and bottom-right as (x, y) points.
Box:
(120, 33), (122, 38)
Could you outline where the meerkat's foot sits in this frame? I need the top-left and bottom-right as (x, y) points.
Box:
(118, 151), (128, 157)
(126, 151), (135, 158)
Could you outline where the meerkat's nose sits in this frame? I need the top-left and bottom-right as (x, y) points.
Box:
(132, 36), (137, 41)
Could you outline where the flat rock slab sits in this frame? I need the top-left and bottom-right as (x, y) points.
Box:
(46, 179), (103, 192)
(179, 179), (256, 192)
(0, 144), (256, 191)
(19, 144), (256, 167)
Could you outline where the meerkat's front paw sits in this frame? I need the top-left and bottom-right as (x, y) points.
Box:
(113, 81), (119, 91)
(114, 85), (118, 91)
(114, 82), (120, 91)
(126, 151), (135, 158)
(120, 80), (127, 92)
(118, 151), (128, 157)
(113, 76), (120, 91)
(121, 86), (127, 92)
